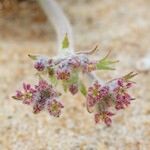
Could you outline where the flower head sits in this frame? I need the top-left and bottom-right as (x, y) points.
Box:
(12, 83), (36, 105)
(32, 80), (59, 114)
(87, 81), (102, 107)
(47, 99), (64, 117)
(56, 66), (71, 80)
(12, 38), (137, 126)
(68, 56), (81, 68)
(95, 111), (114, 126)
(111, 78), (134, 110)
(82, 62), (97, 73)
(34, 57), (49, 71)
(86, 75), (135, 126)
(69, 84), (78, 95)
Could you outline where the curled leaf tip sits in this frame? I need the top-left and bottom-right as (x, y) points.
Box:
(76, 44), (99, 55)
(96, 52), (118, 70)
(12, 96), (16, 99)
(28, 54), (38, 60)
(123, 72), (138, 80)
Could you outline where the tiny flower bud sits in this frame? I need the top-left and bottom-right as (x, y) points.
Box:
(69, 84), (78, 95)
(34, 61), (45, 71)
(68, 56), (81, 68)
(56, 67), (70, 80)
(87, 81), (102, 107)
(47, 99), (64, 117)
(34, 57), (48, 71)
(82, 62), (97, 73)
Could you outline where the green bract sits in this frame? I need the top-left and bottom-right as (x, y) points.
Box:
(96, 52), (119, 70)
(62, 33), (69, 49)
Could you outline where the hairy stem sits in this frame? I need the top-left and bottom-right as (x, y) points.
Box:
(37, 0), (74, 52)
(37, 0), (102, 83)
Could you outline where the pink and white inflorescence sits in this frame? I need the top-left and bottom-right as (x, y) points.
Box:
(12, 42), (137, 126)
(86, 75), (136, 126)
(13, 80), (63, 117)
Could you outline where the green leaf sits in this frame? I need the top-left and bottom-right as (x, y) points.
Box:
(68, 71), (78, 84)
(79, 81), (87, 96)
(61, 71), (79, 93)
(49, 75), (58, 86)
(28, 54), (38, 60)
(62, 33), (69, 49)
(123, 72), (138, 81)
(96, 52), (118, 70)
(12, 96), (19, 100)
(62, 81), (68, 92)
(48, 68), (55, 76)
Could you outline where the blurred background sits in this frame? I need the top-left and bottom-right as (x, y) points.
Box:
(0, 0), (150, 149)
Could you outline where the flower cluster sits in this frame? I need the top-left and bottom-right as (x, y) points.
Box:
(30, 53), (99, 96)
(12, 83), (36, 105)
(34, 54), (97, 77)
(86, 72), (136, 126)
(13, 80), (63, 117)
(12, 35), (137, 126)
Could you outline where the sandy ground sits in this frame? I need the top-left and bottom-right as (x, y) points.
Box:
(0, 0), (150, 149)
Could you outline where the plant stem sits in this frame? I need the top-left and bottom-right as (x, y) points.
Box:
(37, 0), (103, 83)
(37, 0), (74, 52)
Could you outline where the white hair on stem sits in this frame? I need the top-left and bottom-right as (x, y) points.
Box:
(37, 0), (74, 52)
(37, 0), (104, 83)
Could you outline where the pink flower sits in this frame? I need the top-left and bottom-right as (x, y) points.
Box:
(33, 80), (59, 113)
(100, 86), (109, 97)
(95, 113), (101, 124)
(82, 62), (97, 73)
(86, 81), (102, 107)
(56, 66), (70, 80)
(47, 99), (64, 117)
(33, 98), (46, 114)
(86, 77), (135, 126)
(34, 61), (45, 71)
(68, 56), (81, 68)
(34, 57), (49, 71)
(115, 93), (131, 110)
(15, 90), (23, 99)
(112, 79), (134, 110)
(35, 80), (52, 91)
(95, 111), (114, 126)
(12, 83), (36, 105)
(69, 84), (78, 95)
(13, 80), (63, 116)
(47, 59), (53, 67)
(104, 117), (112, 126)
(13, 45), (137, 126)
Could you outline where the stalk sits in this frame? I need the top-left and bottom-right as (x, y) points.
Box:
(37, 0), (74, 52)
(37, 0), (102, 83)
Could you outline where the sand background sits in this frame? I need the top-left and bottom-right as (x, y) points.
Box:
(0, 0), (150, 149)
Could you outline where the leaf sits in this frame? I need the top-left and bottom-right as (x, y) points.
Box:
(28, 54), (38, 60)
(68, 71), (78, 84)
(123, 72), (138, 81)
(62, 81), (68, 92)
(12, 96), (22, 101)
(48, 68), (55, 76)
(49, 75), (58, 86)
(79, 81), (87, 96)
(62, 33), (69, 49)
(96, 51), (118, 70)
(12, 96), (18, 100)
